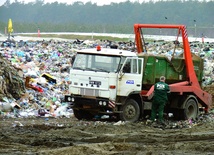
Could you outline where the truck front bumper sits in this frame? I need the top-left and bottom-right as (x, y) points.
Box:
(64, 95), (115, 109)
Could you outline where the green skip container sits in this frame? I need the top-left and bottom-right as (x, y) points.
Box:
(138, 53), (204, 90)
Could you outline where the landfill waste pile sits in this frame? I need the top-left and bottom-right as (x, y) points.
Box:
(0, 36), (214, 155)
(0, 35), (214, 155)
(0, 38), (213, 118)
(0, 39), (75, 118)
(0, 55), (25, 100)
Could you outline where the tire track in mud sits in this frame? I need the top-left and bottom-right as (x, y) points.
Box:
(1, 117), (214, 154)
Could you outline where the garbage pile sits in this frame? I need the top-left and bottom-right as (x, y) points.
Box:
(0, 37), (213, 121)
(0, 55), (25, 99)
(0, 39), (76, 118)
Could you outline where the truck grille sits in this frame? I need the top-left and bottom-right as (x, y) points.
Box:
(80, 88), (99, 96)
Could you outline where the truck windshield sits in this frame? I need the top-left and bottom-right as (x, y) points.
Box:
(73, 53), (121, 73)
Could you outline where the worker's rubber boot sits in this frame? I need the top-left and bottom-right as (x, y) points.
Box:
(158, 103), (165, 123)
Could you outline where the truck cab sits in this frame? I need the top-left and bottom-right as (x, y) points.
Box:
(65, 47), (144, 121)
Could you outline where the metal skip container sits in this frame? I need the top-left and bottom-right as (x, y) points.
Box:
(139, 53), (203, 89)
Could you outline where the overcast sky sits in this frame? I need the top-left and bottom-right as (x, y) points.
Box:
(0, 0), (210, 6)
(0, 0), (160, 6)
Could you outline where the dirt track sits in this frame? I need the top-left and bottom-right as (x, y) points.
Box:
(1, 112), (214, 155)
(1, 85), (214, 155)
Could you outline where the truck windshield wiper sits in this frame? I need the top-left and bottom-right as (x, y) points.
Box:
(96, 68), (110, 73)
(85, 68), (96, 71)
(73, 67), (95, 71)
(73, 67), (109, 72)
(73, 67), (83, 70)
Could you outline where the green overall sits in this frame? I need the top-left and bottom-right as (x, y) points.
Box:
(151, 81), (170, 123)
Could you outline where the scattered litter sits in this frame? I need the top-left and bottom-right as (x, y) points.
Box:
(0, 37), (213, 127)
(113, 121), (126, 126)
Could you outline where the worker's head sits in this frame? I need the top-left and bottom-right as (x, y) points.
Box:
(160, 76), (166, 82)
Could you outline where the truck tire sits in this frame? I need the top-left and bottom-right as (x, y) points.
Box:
(183, 98), (199, 120)
(174, 98), (198, 120)
(119, 99), (140, 122)
(73, 109), (94, 120)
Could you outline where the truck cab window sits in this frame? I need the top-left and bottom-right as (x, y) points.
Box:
(123, 58), (139, 74)
(123, 60), (131, 73)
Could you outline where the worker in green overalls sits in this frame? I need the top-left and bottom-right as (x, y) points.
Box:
(150, 76), (170, 125)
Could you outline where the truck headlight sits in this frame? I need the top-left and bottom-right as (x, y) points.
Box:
(67, 97), (74, 102)
(67, 97), (72, 101)
(103, 101), (107, 106)
(99, 101), (102, 106)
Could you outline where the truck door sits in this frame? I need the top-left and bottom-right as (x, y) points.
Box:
(117, 57), (144, 96)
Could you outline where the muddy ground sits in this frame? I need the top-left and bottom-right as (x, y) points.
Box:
(0, 85), (213, 155)
(0, 111), (214, 155)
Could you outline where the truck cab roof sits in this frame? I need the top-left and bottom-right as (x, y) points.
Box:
(76, 48), (137, 57)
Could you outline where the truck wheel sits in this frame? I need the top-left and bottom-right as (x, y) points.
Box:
(73, 109), (94, 120)
(173, 98), (199, 120)
(183, 98), (198, 120)
(120, 99), (140, 122)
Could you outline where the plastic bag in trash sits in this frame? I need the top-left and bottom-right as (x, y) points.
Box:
(38, 108), (48, 116)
